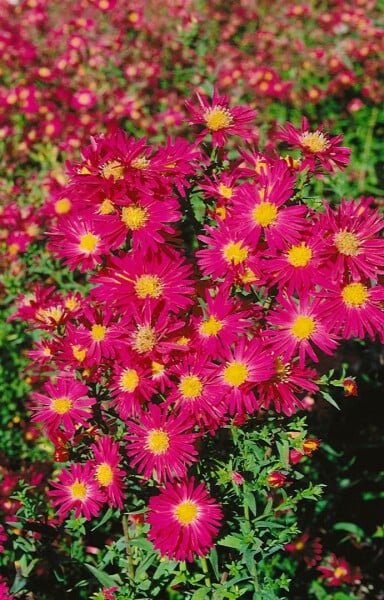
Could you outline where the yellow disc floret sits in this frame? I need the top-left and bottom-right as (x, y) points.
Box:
(341, 282), (368, 307)
(134, 274), (163, 299)
(174, 501), (198, 525)
(334, 231), (360, 256)
(146, 429), (170, 454)
(179, 375), (203, 399)
(120, 368), (139, 392)
(204, 106), (233, 131)
(132, 325), (157, 354)
(223, 361), (248, 386)
(252, 201), (278, 227)
(223, 241), (249, 265)
(79, 232), (99, 253)
(91, 324), (106, 341)
(199, 315), (223, 337)
(52, 397), (72, 414)
(290, 315), (316, 339)
(121, 205), (149, 230)
(287, 243), (312, 267)
(100, 160), (125, 181)
(96, 463), (113, 486)
(299, 131), (330, 153)
(70, 480), (87, 500)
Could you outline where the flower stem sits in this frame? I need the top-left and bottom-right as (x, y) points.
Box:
(199, 555), (212, 588)
(122, 514), (135, 580)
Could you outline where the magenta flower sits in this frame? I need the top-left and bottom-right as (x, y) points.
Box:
(147, 477), (223, 561)
(49, 462), (105, 520)
(317, 554), (361, 587)
(91, 437), (126, 510)
(185, 88), (257, 146)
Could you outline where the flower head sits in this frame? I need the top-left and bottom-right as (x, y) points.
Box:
(49, 462), (105, 520)
(317, 554), (361, 587)
(147, 477), (223, 561)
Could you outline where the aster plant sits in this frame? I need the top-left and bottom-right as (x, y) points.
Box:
(12, 88), (384, 599)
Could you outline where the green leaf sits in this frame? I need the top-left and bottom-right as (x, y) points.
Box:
(217, 534), (243, 550)
(191, 587), (211, 600)
(91, 507), (115, 531)
(321, 391), (340, 410)
(84, 564), (121, 588)
(333, 522), (365, 540)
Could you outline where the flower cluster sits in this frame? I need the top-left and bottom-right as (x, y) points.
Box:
(14, 90), (384, 566)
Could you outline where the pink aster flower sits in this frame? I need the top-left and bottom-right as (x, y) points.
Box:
(257, 358), (319, 416)
(49, 462), (105, 520)
(193, 285), (251, 356)
(197, 222), (262, 288)
(266, 294), (339, 367)
(0, 524), (7, 553)
(285, 532), (323, 567)
(0, 576), (12, 600)
(91, 248), (194, 312)
(125, 404), (199, 483)
(109, 349), (157, 419)
(48, 215), (109, 272)
(185, 88), (257, 146)
(317, 554), (361, 587)
(91, 437), (126, 509)
(321, 280), (384, 341)
(32, 376), (96, 439)
(231, 168), (308, 251)
(167, 352), (226, 430)
(276, 117), (351, 173)
(147, 477), (223, 561)
(219, 336), (274, 416)
(318, 198), (384, 282)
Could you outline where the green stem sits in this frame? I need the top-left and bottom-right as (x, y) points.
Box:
(358, 107), (378, 194)
(122, 514), (135, 580)
(199, 556), (212, 588)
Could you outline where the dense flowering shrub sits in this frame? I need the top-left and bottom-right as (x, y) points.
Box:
(6, 87), (382, 598)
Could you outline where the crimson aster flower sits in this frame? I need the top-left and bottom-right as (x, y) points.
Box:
(219, 337), (274, 416)
(276, 117), (351, 173)
(318, 198), (384, 282)
(49, 462), (105, 520)
(147, 477), (223, 561)
(317, 554), (361, 587)
(231, 175), (307, 251)
(91, 248), (194, 312)
(321, 280), (384, 341)
(125, 404), (199, 483)
(266, 294), (339, 367)
(257, 358), (319, 416)
(91, 436), (126, 509)
(185, 88), (257, 146)
(285, 532), (323, 567)
(32, 376), (96, 438)
(48, 215), (109, 272)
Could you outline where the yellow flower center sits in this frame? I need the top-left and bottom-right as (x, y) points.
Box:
(223, 241), (249, 265)
(174, 501), (198, 525)
(99, 198), (115, 215)
(179, 375), (203, 399)
(65, 297), (79, 311)
(290, 315), (316, 339)
(72, 345), (87, 362)
(203, 106), (233, 131)
(218, 183), (233, 198)
(146, 429), (170, 454)
(295, 541), (305, 551)
(299, 131), (330, 153)
(91, 324), (106, 341)
(70, 480), (87, 500)
(287, 243), (312, 267)
(134, 274), (164, 300)
(120, 368), (139, 392)
(252, 201), (278, 227)
(342, 282), (368, 307)
(223, 361), (249, 386)
(54, 198), (71, 214)
(151, 361), (165, 376)
(131, 156), (150, 170)
(78, 232), (99, 253)
(51, 397), (72, 414)
(334, 566), (348, 579)
(132, 325), (157, 353)
(199, 315), (223, 337)
(121, 205), (149, 230)
(334, 231), (360, 256)
(96, 463), (113, 486)
(100, 160), (125, 181)
(274, 357), (291, 382)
